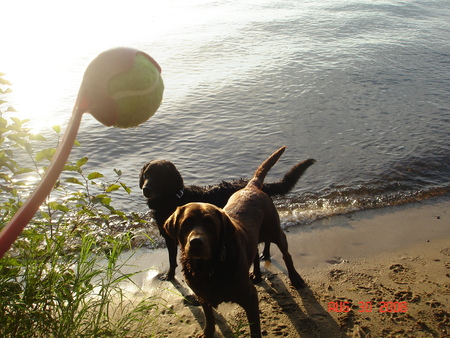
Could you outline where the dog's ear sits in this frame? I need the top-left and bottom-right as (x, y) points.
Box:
(139, 162), (150, 189)
(165, 162), (184, 193)
(220, 212), (235, 241)
(164, 208), (182, 241)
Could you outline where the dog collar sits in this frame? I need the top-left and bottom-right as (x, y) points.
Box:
(208, 246), (227, 277)
(176, 189), (184, 198)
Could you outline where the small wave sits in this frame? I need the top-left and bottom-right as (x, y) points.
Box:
(276, 184), (450, 229)
(275, 150), (450, 228)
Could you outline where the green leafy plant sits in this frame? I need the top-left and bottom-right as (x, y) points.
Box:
(0, 73), (164, 337)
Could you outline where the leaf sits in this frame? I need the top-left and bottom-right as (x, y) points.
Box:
(120, 182), (131, 194)
(76, 157), (88, 168)
(24, 142), (33, 154)
(48, 201), (70, 212)
(52, 125), (61, 134)
(6, 107), (16, 112)
(65, 177), (84, 185)
(63, 164), (78, 171)
(114, 168), (122, 176)
(13, 168), (34, 176)
(10, 117), (22, 125)
(87, 172), (104, 180)
(112, 209), (126, 217)
(106, 184), (121, 193)
(35, 148), (56, 162)
(0, 78), (11, 85)
(29, 134), (47, 141)
(91, 194), (109, 205)
(0, 173), (12, 182)
(39, 211), (51, 220)
(35, 152), (45, 162)
(101, 196), (112, 205)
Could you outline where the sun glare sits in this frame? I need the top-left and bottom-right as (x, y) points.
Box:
(3, 0), (204, 133)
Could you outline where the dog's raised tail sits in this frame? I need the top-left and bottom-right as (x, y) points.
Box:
(248, 146), (286, 190)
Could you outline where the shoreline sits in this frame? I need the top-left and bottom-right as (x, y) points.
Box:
(118, 197), (450, 337)
(279, 195), (450, 268)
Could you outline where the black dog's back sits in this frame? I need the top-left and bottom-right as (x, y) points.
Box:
(183, 158), (316, 208)
(141, 158), (315, 224)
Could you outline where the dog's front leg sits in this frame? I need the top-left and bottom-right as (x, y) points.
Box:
(200, 303), (215, 338)
(240, 284), (262, 338)
(162, 235), (177, 280)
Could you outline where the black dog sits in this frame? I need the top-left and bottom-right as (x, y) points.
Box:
(139, 157), (315, 280)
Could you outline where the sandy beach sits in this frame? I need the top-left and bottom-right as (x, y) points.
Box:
(120, 197), (450, 337)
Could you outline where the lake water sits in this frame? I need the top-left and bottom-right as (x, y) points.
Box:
(3, 0), (450, 228)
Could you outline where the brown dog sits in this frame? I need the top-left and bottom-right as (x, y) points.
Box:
(164, 147), (305, 338)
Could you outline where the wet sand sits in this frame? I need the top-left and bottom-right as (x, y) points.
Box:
(119, 197), (450, 337)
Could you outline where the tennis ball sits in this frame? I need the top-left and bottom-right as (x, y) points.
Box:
(78, 47), (164, 128)
(107, 53), (164, 128)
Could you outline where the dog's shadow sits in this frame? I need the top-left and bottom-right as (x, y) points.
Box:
(258, 262), (341, 338)
(169, 278), (235, 337)
(168, 266), (340, 338)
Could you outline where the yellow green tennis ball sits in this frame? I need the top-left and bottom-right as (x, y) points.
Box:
(107, 53), (164, 128)
(78, 47), (164, 128)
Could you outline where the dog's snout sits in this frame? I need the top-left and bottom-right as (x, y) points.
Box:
(142, 187), (152, 197)
(189, 236), (204, 249)
(186, 230), (211, 260)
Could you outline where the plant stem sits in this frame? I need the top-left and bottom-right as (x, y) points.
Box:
(0, 105), (84, 258)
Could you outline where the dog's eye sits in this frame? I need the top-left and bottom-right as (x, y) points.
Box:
(202, 216), (216, 228)
(182, 217), (195, 226)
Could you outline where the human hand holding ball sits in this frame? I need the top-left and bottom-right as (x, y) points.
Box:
(0, 47), (164, 258)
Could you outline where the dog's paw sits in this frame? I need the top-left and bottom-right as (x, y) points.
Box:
(251, 272), (263, 284)
(183, 294), (201, 306)
(158, 271), (175, 281)
(259, 252), (272, 262)
(290, 273), (307, 289)
(200, 325), (215, 338)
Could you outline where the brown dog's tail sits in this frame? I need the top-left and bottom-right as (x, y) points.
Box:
(247, 146), (286, 190)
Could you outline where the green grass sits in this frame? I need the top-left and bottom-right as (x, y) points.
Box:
(0, 227), (164, 337)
